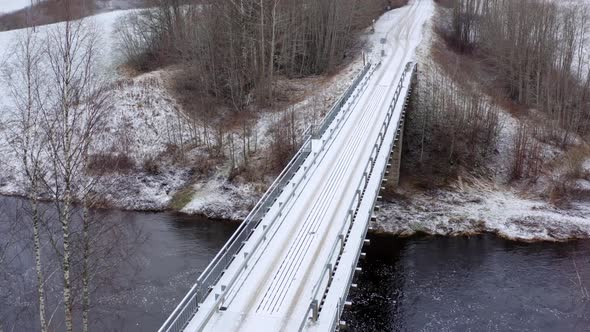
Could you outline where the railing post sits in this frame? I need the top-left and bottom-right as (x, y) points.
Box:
(311, 300), (319, 321)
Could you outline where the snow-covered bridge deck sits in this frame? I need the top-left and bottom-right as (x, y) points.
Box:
(160, 1), (433, 331)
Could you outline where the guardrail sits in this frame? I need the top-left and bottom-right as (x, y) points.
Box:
(299, 62), (417, 331)
(159, 62), (375, 332)
(313, 64), (373, 139)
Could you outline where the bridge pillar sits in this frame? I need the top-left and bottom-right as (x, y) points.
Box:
(389, 118), (405, 187)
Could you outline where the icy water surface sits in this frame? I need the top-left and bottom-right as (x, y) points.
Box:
(2, 195), (590, 331)
(343, 233), (590, 331)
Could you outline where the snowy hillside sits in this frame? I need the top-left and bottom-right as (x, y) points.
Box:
(0, 5), (371, 216)
(0, 9), (129, 74)
(0, 9), (194, 210)
(371, 1), (590, 242)
(0, 0), (34, 14)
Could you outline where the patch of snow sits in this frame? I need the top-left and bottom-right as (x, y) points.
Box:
(96, 70), (191, 161)
(375, 187), (590, 242)
(491, 110), (519, 181)
(181, 177), (258, 221)
(98, 167), (191, 211)
(0, 9), (132, 75)
(577, 179), (590, 191)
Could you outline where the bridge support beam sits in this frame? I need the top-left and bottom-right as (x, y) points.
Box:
(389, 118), (405, 187)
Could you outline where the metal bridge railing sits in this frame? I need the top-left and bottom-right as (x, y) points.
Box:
(313, 64), (373, 139)
(159, 62), (375, 332)
(299, 62), (417, 332)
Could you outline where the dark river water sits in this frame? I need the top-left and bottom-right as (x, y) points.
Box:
(344, 233), (590, 331)
(1, 196), (589, 331)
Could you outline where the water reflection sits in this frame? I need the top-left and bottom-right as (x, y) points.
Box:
(0, 196), (237, 332)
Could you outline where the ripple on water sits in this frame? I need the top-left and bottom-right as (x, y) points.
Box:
(343, 233), (590, 331)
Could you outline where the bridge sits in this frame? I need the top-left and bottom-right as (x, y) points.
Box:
(160, 1), (432, 331)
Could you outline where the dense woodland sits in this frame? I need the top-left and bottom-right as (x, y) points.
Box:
(118, 0), (403, 112)
(404, 0), (590, 190)
(450, 0), (590, 145)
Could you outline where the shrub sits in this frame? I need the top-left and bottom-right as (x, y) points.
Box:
(169, 187), (194, 211)
(142, 157), (160, 175)
(562, 145), (590, 180)
(403, 64), (500, 181)
(87, 153), (135, 174)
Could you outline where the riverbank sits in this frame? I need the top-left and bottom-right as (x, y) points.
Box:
(374, 185), (590, 242)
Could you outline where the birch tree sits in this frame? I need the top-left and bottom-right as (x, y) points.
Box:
(42, 6), (109, 330)
(5, 28), (49, 332)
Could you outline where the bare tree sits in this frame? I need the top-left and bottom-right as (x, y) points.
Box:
(447, 0), (590, 145)
(5, 28), (49, 332)
(41, 7), (110, 330)
(403, 63), (500, 180)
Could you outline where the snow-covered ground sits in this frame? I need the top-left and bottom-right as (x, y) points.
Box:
(0, 8), (132, 84)
(0, 9), (190, 210)
(0, 5), (370, 217)
(375, 186), (590, 242)
(372, 2), (590, 242)
(0, 0), (35, 14)
(0, 8), (203, 207)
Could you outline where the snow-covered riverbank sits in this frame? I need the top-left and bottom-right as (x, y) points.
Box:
(0, 5), (367, 219)
(374, 186), (590, 242)
(371, 2), (590, 243)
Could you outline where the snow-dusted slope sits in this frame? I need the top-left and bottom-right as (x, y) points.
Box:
(0, 8), (137, 105)
(371, 0), (590, 243)
(0, 0), (35, 14)
(0, 9), (192, 209)
(0, 10), (125, 192)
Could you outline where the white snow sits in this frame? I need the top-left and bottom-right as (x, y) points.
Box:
(0, 9), (188, 210)
(0, 0), (35, 14)
(375, 187), (590, 242)
(181, 177), (258, 220)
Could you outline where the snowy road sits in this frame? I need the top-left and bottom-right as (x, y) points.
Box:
(181, 1), (434, 331)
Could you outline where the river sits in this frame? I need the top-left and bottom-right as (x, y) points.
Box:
(344, 233), (590, 331)
(1, 196), (589, 331)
